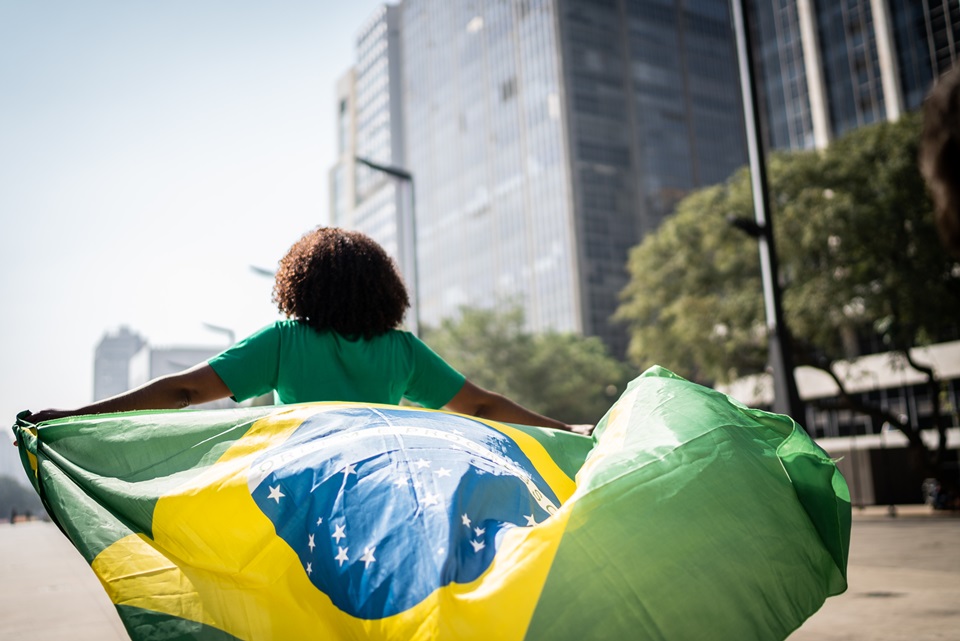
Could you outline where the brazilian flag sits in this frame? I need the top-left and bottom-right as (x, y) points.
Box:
(14, 367), (849, 640)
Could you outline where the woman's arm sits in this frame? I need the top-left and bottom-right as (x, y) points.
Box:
(444, 379), (589, 433)
(26, 363), (232, 424)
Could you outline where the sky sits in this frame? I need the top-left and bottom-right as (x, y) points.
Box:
(0, 1), (388, 479)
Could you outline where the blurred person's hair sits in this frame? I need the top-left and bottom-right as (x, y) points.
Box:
(920, 66), (960, 257)
(273, 227), (410, 339)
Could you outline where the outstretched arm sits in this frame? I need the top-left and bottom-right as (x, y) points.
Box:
(444, 379), (590, 434)
(26, 363), (232, 424)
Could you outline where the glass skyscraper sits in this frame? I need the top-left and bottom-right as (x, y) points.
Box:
(391, 0), (748, 354)
(334, 0), (957, 353)
(888, 0), (960, 108)
(401, 0), (579, 337)
(330, 5), (406, 262)
(750, 0), (960, 151)
(555, 0), (747, 347)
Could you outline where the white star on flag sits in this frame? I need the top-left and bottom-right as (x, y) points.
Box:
(435, 467), (452, 478)
(306, 562), (312, 575)
(524, 514), (537, 526)
(267, 485), (285, 503)
(335, 546), (349, 567)
(470, 540), (485, 553)
(474, 526), (485, 537)
(342, 463), (357, 477)
(423, 493), (440, 507)
(360, 546), (377, 569)
(332, 523), (347, 543)
(437, 547), (446, 556)
(461, 513), (471, 527)
(316, 516), (323, 526)
(308, 534), (315, 552)
(393, 477), (408, 488)
(415, 459), (431, 469)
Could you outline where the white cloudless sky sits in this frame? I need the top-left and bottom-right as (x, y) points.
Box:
(0, 1), (388, 478)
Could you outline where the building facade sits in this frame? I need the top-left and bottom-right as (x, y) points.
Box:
(329, 5), (408, 267)
(401, 0), (582, 339)
(333, 0), (749, 354)
(751, 0), (960, 151)
(333, 0), (958, 354)
(330, 69), (357, 230)
(553, 0), (747, 350)
(93, 326), (147, 401)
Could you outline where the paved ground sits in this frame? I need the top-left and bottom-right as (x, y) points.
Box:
(788, 505), (960, 641)
(1, 506), (957, 640)
(0, 520), (128, 641)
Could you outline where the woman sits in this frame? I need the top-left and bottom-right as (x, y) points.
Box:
(27, 227), (577, 432)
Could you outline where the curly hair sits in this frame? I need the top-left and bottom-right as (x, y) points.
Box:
(920, 66), (960, 257)
(272, 228), (410, 338)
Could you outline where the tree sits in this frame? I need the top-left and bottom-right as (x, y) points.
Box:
(615, 182), (765, 384)
(616, 113), (960, 477)
(0, 475), (44, 521)
(423, 306), (634, 425)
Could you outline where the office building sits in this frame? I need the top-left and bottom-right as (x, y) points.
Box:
(93, 327), (147, 401)
(751, 0), (960, 151)
(330, 69), (357, 230)
(335, 1), (957, 353)
(334, 0), (748, 354)
(330, 5), (409, 269)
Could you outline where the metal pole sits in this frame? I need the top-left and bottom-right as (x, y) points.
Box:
(729, 0), (803, 419)
(405, 179), (420, 337)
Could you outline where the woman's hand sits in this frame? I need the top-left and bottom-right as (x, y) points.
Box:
(568, 424), (594, 436)
(21, 409), (72, 425)
(12, 409), (69, 447)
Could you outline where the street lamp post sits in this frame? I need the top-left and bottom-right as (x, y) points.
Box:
(729, 0), (803, 419)
(355, 156), (420, 337)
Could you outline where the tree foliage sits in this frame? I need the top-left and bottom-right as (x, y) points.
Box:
(0, 475), (43, 519)
(617, 113), (960, 383)
(615, 182), (765, 383)
(423, 306), (634, 425)
(616, 113), (960, 475)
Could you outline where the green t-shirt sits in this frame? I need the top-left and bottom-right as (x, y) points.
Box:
(207, 321), (466, 409)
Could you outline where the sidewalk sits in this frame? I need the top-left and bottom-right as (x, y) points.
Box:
(0, 507), (957, 640)
(789, 506), (960, 641)
(0, 520), (127, 641)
